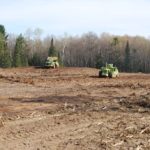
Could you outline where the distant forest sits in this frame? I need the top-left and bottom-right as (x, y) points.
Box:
(0, 24), (150, 72)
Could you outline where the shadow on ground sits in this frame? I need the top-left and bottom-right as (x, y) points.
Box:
(10, 95), (94, 105)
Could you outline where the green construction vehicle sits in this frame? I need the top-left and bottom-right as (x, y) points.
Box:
(99, 64), (119, 78)
(45, 57), (59, 68)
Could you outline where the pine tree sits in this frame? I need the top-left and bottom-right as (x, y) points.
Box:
(0, 25), (5, 36)
(48, 38), (57, 56)
(13, 34), (28, 67)
(2, 51), (12, 67)
(110, 37), (121, 67)
(124, 40), (131, 72)
(0, 25), (11, 68)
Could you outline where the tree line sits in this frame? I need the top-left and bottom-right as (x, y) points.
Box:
(1, 25), (150, 72)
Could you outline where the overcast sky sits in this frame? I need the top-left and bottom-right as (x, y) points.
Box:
(1, 0), (150, 37)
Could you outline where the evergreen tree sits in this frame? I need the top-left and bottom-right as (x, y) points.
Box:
(124, 40), (131, 72)
(0, 25), (5, 36)
(0, 25), (11, 68)
(111, 37), (119, 46)
(29, 52), (43, 66)
(2, 51), (12, 67)
(13, 34), (28, 67)
(48, 38), (57, 56)
(110, 37), (121, 67)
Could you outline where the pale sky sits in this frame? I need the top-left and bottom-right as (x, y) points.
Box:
(1, 0), (150, 37)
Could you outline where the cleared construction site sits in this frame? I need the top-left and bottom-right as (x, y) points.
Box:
(0, 67), (150, 150)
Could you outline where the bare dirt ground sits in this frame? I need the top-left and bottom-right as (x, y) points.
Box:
(0, 67), (149, 150)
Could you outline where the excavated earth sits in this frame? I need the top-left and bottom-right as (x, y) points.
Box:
(0, 67), (150, 150)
